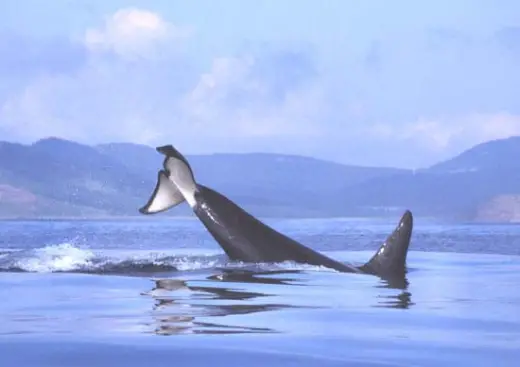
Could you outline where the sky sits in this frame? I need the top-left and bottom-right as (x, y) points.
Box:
(0, 0), (519, 168)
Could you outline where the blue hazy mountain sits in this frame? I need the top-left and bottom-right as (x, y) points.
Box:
(0, 137), (405, 218)
(1, 136), (519, 221)
(97, 142), (407, 215)
(333, 137), (520, 221)
(428, 136), (520, 172)
(0, 138), (155, 217)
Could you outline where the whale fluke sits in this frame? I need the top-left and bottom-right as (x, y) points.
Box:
(139, 145), (199, 214)
(156, 145), (198, 208)
(360, 210), (413, 277)
(139, 170), (186, 214)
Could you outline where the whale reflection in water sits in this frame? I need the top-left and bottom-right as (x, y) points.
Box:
(140, 268), (413, 336)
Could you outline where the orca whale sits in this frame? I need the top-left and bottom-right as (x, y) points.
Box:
(138, 145), (413, 279)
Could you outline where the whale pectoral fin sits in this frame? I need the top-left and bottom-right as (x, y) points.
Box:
(139, 170), (186, 214)
(360, 210), (413, 277)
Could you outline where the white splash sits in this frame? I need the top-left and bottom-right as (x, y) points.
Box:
(13, 243), (95, 273)
(0, 243), (226, 274)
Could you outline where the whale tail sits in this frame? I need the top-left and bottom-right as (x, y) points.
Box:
(360, 210), (413, 277)
(139, 145), (198, 214)
(139, 170), (186, 214)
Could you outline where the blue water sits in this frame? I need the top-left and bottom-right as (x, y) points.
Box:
(1, 217), (519, 366)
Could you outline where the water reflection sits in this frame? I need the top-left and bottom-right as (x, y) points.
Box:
(378, 290), (413, 309)
(374, 274), (414, 309)
(382, 274), (409, 290)
(142, 268), (414, 335)
(207, 268), (306, 286)
(143, 269), (305, 335)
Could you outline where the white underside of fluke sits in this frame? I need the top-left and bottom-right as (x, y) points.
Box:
(163, 156), (197, 208)
(142, 171), (186, 214)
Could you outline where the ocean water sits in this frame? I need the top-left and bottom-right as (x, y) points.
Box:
(0, 216), (519, 366)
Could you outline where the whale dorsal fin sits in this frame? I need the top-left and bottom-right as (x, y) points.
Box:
(361, 210), (413, 277)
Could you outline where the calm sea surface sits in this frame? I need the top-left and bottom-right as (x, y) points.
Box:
(0, 217), (519, 366)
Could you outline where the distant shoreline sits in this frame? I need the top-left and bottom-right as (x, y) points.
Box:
(0, 215), (518, 225)
(3, 136), (520, 226)
(0, 215), (195, 221)
(0, 214), (405, 221)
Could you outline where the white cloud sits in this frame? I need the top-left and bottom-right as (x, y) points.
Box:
(178, 56), (326, 138)
(0, 8), (196, 144)
(369, 113), (520, 151)
(0, 10), (325, 147)
(1, 6), (519, 168)
(0, 69), (163, 144)
(84, 8), (190, 59)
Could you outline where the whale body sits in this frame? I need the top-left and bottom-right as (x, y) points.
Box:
(139, 145), (414, 279)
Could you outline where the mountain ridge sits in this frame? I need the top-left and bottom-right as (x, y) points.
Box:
(1, 136), (519, 222)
